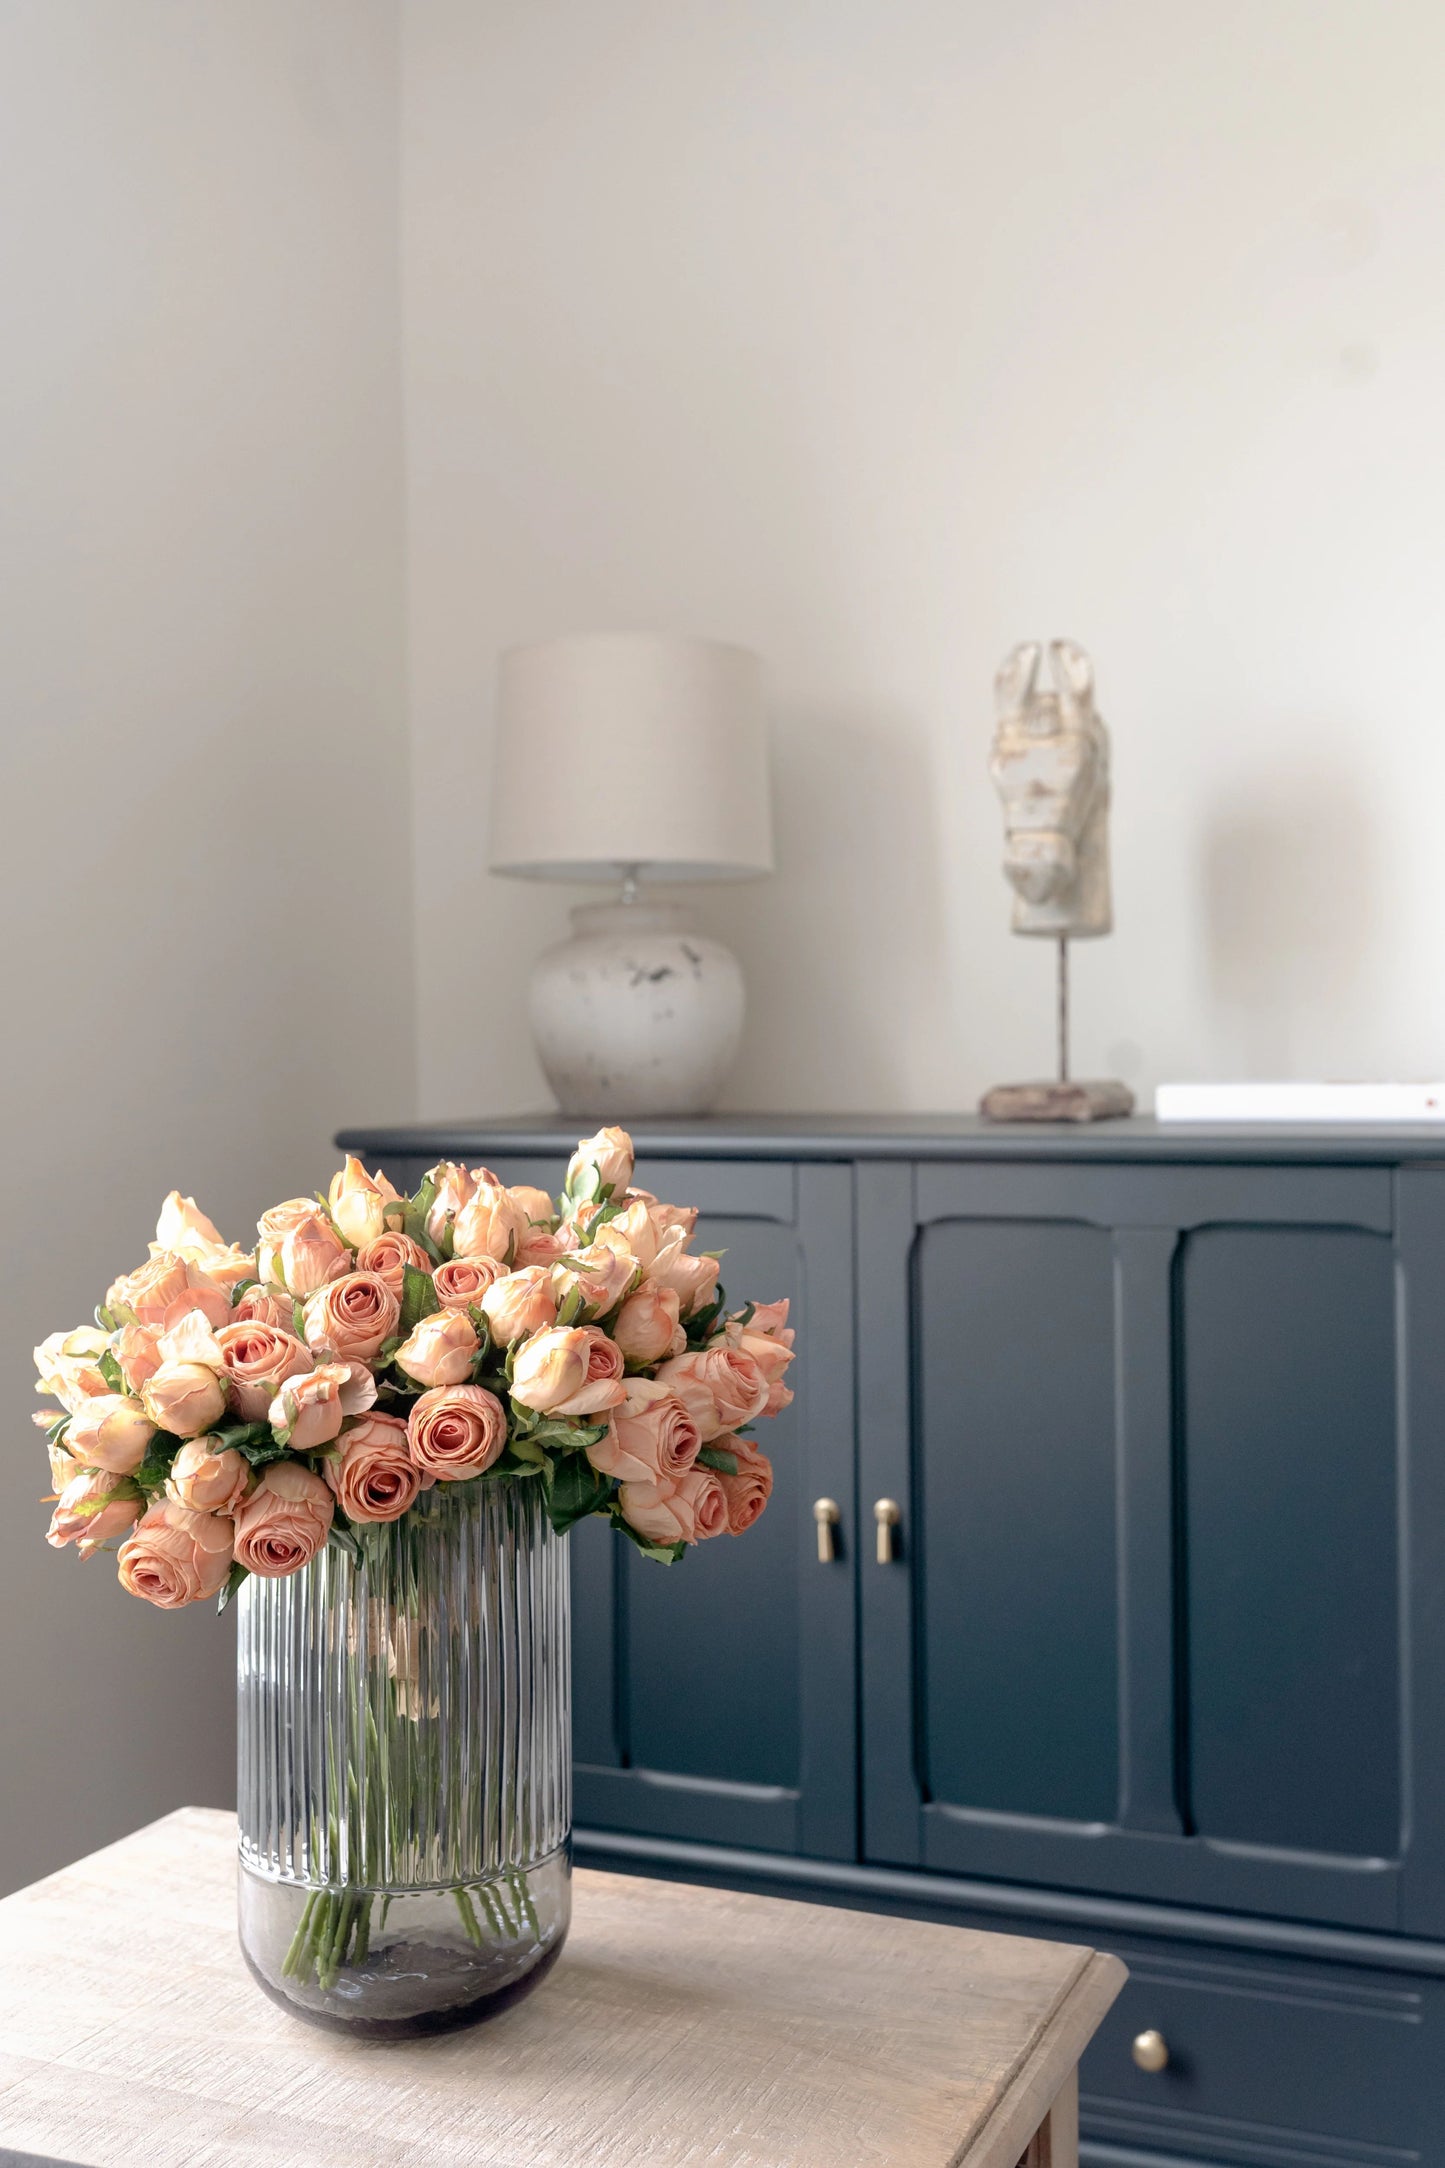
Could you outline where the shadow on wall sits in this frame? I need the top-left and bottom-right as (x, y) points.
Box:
(1201, 761), (1380, 1078)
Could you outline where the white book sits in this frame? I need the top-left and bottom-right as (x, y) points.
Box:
(1155, 1082), (1445, 1122)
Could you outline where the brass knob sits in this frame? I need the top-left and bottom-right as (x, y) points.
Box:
(813, 1498), (841, 1564)
(874, 1497), (902, 1564)
(1131, 2029), (1169, 2074)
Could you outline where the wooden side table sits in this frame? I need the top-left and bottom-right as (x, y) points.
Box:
(0, 1809), (1124, 2167)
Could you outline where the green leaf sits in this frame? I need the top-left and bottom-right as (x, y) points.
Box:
(613, 1516), (686, 1565)
(94, 1304), (118, 1334)
(209, 1420), (290, 1469)
(547, 1455), (614, 1533)
(402, 1174), (438, 1251)
(132, 1432), (184, 1498)
(228, 1279), (260, 1308)
(327, 1518), (363, 1563)
(292, 1299), (307, 1341)
(566, 1161), (601, 1205)
(508, 1432), (548, 1472)
(216, 1561), (249, 1615)
(696, 1444), (739, 1477)
(45, 1414), (72, 1446)
(398, 1263), (441, 1337)
(555, 1284), (585, 1329)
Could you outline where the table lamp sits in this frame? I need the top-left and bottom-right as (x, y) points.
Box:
(488, 632), (774, 1116)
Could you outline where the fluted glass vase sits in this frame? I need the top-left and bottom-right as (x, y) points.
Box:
(236, 1477), (570, 2037)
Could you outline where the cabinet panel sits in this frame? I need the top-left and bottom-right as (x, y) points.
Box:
(1179, 1226), (1400, 1861)
(916, 1218), (1118, 1823)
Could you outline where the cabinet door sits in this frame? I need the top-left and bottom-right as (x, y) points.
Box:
(859, 1157), (1445, 1933)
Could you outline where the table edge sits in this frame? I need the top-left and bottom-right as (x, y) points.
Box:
(954, 1949), (1127, 2168)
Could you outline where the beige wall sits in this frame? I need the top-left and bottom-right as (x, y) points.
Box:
(402, 0), (1445, 1116)
(0, 2), (411, 1892)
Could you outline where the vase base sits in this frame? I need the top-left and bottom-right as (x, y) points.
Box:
(240, 1929), (566, 2039)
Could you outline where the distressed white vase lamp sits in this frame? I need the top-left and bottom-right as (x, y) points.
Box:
(488, 633), (773, 1117)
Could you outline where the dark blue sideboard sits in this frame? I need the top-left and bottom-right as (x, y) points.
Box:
(337, 1114), (1445, 2168)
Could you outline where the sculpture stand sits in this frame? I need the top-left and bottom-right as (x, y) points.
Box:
(980, 940), (1135, 1124)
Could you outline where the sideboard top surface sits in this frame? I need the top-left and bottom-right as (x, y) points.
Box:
(337, 1111), (1445, 1167)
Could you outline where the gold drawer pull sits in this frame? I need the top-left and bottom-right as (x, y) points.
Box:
(813, 1499), (841, 1563)
(874, 1498), (902, 1564)
(1131, 2029), (1169, 2073)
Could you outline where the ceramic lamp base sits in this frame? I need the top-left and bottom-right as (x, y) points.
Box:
(529, 899), (744, 1118)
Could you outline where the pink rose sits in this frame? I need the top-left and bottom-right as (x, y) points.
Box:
(591, 1198), (669, 1272)
(272, 1213), (352, 1298)
(355, 1230), (434, 1295)
(550, 1241), (637, 1318)
(214, 1320), (312, 1421)
(229, 1285), (295, 1331)
(47, 1469), (143, 1558)
(118, 1501), (234, 1608)
(452, 1179), (530, 1264)
(232, 1461), (333, 1577)
(654, 1346), (768, 1440)
(587, 1378), (699, 1483)
(715, 1437), (774, 1533)
(566, 1126), (635, 1200)
(480, 1266), (558, 1345)
(325, 1413), (429, 1523)
(255, 1197), (321, 1281)
(268, 1361), (373, 1450)
(112, 1323), (162, 1393)
(510, 1326), (627, 1418)
(302, 1270), (401, 1363)
(647, 1240), (720, 1318)
(34, 1328), (112, 1414)
(431, 1256), (504, 1311)
(516, 1226), (569, 1269)
(629, 1189), (698, 1243)
(611, 1284), (683, 1365)
(106, 1252), (231, 1331)
(720, 1301), (795, 1417)
(394, 1307), (479, 1388)
(618, 1467), (728, 1546)
(65, 1393), (156, 1475)
(328, 1156), (402, 1248)
(166, 1439), (251, 1514)
(142, 1362), (226, 1437)
(423, 1161), (476, 1247)
(407, 1384), (508, 1480)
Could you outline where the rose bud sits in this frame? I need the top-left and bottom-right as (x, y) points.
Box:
(230, 1284), (295, 1331)
(154, 1192), (225, 1252)
(431, 1255), (504, 1311)
(509, 1185), (556, 1226)
(550, 1240), (636, 1318)
(587, 1378), (699, 1484)
(255, 1197), (321, 1280)
(716, 1438), (774, 1533)
(654, 1346), (768, 1441)
(166, 1439), (251, 1515)
(215, 1320), (313, 1422)
(324, 1413), (429, 1523)
(452, 1179), (530, 1264)
(423, 1161), (476, 1247)
(232, 1461), (334, 1577)
(510, 1326), (627, 1418)
(355, 1231), (434, 1296)
(618, 1467), (728, 1546)
(328, 1156), (403, 1249)
(302, 1270), (401, 1363)
(611, 1284), (683, 1365)
(66, 1392), (156, 1474)
(112, 1323), (163, 1393)
(45, 1435), (81, 1492)
(273, 1213), (352, 1298)
(46, 1469), (143, 1558)
(394, 1308), (479, 1388)
(268, 1362), (369, 1451)
(566, 1126), (635, 1200)
(647, 1239), (720, 1318)
(516, 1225), (569, 1269)
(141, 1361), (226, 1438)
(33, 1327), (111, 1411)
(407, 1385), (508, 1481)
(117, 1501), (235, 1608)
(480, 1265), (558, 1345)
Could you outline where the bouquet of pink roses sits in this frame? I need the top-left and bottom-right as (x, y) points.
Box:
(36, 1126), (794, 1611)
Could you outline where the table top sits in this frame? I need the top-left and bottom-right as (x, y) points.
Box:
(0, 1808), (1124, 2168)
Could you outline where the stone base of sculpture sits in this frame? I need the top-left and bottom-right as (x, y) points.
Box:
(979, 1078), (1135, 1124)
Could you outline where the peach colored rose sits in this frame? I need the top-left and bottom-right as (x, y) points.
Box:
(255, 1197), (320, 1280)
(106, 1252), (231, 1331)
(44, 1434), (81, 1492)
(423, 1161), (476, 1247)
(355, 1231), (433, 1295)
(647, 1238), (720, 1318)
(166, 1439), (251, 1514)
(516, 1225), (570, 1269)
(142, 1362), (226, 1438)
(629, 1188), (698, 1243)
(46, 1469), (143, 1558)
(272, 1213), (352, 1298)
(394, 1307), (478, 1388)
(480, 1266), (558, 1345)
(232, 1461), (333, 1577)
(118, 1501), (234, 1608)
(715, 1437), (774, 1533)
(324, 1414), (429, 1523)
(33, 1327), (111, 1413)
(551, 1240), (637, 1319)
(112, 1323), (162, 1393)
(328, 1156), (402, 1249)
(214, 1320), (312, 1421)
(154, 1192), (225, 1252)
(654, 1346), (769, 1440)
(508, 1184), (555, 1224)
(230, 1285), (294, 1331)
(302, 1271), (401, 1363)
(431, 1255), (504, 1311)
(591, 1198), (669, 1273)
(566, 1126), (635, 1200)
(452, 1179), (530, 1265)
(510, 1326), (627, 1418)
(720, 1300), (796, 1417)
(618, 1467), (728, 1547)
(66, 1393), (156, 1474)
(268, 1361), (373, 1449)
(587, 1378), (700, 1484)
(611, 1284), (684, 1365)
(407, 1385), (508, 1480)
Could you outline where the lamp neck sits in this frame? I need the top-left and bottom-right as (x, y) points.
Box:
(619, 864), (643, 906)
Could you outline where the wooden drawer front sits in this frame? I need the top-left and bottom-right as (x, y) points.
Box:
(1081, 1940), (1439, 2165)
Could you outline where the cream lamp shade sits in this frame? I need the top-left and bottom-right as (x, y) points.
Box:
(488, 633), (773, 883)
